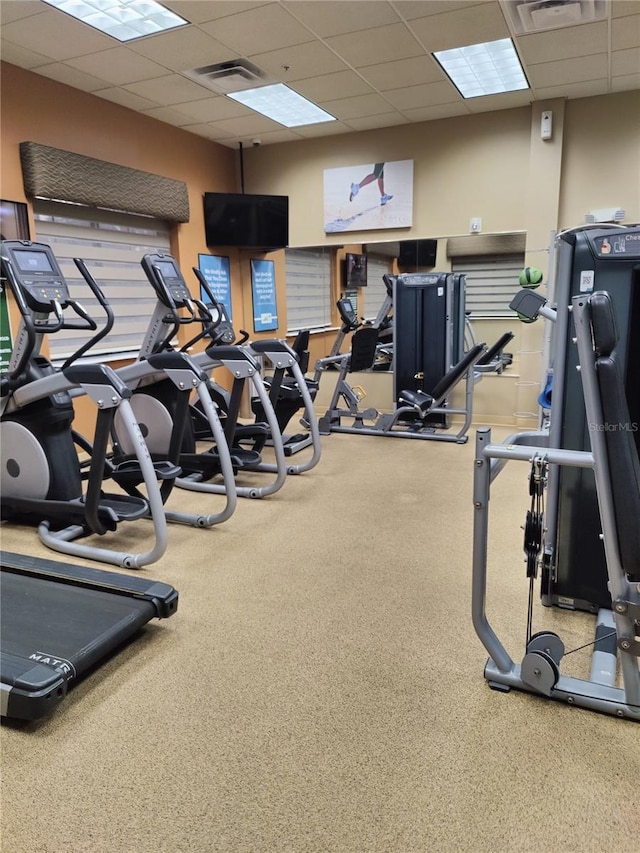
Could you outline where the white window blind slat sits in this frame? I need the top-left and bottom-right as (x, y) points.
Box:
(285, 248), (332, 332)
(33, 202), (171, 360)
(452, 254), (525, 318)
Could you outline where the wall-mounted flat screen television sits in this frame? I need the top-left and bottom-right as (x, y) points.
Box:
(203, 192), (289, 249)
(344, 252), (368, 288)
(398, 239), (437, 269)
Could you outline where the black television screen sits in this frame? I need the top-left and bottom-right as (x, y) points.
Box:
(344, 253), (368, 288)
(398, 239), (437, 269)
(203, 192), (289, 249)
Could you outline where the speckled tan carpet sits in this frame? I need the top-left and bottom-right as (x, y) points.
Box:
(1, 428), (638, 853)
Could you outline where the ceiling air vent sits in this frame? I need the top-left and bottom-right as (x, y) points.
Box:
(505, 0), (608, 34)
(183, 59), (267, 94)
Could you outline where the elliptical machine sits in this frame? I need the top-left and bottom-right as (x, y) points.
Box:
(0, 240), (175, 568)
(190, 266), (322, 472)
(109, 254), (238, 524)
(137, 253), (293, 498)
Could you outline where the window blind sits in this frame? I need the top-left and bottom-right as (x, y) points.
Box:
(451, 254), (525, 318)
(285, 248), (332, 333)
(33, 201), (171, 361)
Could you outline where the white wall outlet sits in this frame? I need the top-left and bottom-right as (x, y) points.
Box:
(470, 217), (482, 233)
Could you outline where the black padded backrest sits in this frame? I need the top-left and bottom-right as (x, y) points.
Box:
(590, 291), (640, 581)
(430, 343), (485, 402)
(290, 329), (310, 374)
(348, 326), (379, 373)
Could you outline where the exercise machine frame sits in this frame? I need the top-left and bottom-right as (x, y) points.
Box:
(472, 292), (640, 721)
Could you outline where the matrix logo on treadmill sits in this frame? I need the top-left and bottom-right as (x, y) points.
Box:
(29, 651), (76, 679)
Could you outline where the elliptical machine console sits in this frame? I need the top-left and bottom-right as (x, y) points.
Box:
(3, 242), (69, 313)
(141, 254), (193, 308)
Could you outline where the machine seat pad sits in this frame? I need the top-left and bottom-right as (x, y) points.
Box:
(397, 389), (434, 415)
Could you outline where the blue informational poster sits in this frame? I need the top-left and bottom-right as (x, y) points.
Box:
(198, 254), (232, 322)
(250, 259), (278, 332)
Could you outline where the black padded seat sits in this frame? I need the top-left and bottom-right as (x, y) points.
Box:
(348, 326), (380, 373)
(590, 290), (640, 582)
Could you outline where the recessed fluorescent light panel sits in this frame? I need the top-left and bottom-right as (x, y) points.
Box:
(433, 38), (529, 99)
(227, 84), (336, 128)
(42, 0), (188, 42)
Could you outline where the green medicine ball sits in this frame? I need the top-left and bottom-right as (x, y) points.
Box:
(519, 267), (544, 287)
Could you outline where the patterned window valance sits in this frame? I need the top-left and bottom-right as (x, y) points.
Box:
(446, 232), (526, 258)
(20, 141), (190, 223)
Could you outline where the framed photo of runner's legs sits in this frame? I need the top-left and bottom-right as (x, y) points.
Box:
(323, 160), (413, 234)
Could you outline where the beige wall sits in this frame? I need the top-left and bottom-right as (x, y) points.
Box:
(241, 107), (533, 246)
(559, 92), (640, 229)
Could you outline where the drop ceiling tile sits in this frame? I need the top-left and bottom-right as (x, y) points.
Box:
(171, 97), (250, 123)
(408, 3), (509, 51)
(178, 122), (236, 140)
(320, 92), (396, 120)
(359, 55), (445, 90)
(611, 0), (640, 17)
(611, 73), (640, 92)
(30, 63), (110, 92)
(0, 40), (52, 69)
(199, 5), (314, 56)
(395, 1), (486, 20)
(97, 88), (160, 111)
(249, 40), (349, 80)
(612, 10), (640, 50)
(163, 1), (270, 24)
(326, 22), (425, 68)
(292, 120), (353, 138)
(611, 47), (640, 76)
(124, 74), (213, 105)
(463, 90), (533, 112)
(402, 102), (471, 122)
(282, 1), (399, 37)
(0, 1), (45, 24)
(533, 79), (609, 100)
(208, 113), (286, 136)
(66, 49), (168, 87)
(527, 54), (609, 89)
(517, 22), (608, 65)
(128, 26), (232, 71)
(293, 71), (375, 102)
(384, 80), (459, 110)
(1, 9), (113, 61)
(141, 106), (196, 127)
(344, 112), (410, 132)
(242, 128), (304, 144)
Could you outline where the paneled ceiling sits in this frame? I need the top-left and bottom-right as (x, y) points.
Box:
(1, 0), (639, 148)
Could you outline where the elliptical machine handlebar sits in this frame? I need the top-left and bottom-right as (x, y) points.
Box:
(190, 267), (250, 347)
